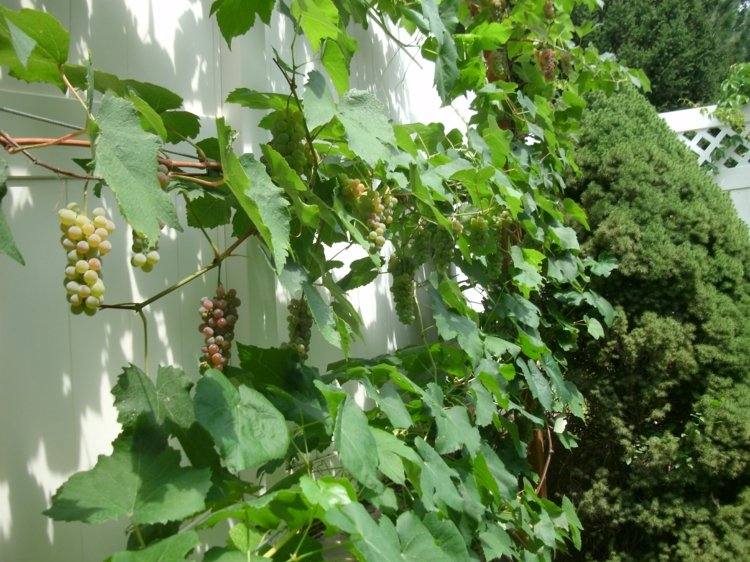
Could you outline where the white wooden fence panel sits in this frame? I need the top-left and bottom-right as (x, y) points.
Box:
(0, 1), (454, 560)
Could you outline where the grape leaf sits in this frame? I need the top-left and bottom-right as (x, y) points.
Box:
(321, 36), (355, 94)
(129, 92), (167, 140)
(430, 288), (483, 362)
(94, 93), (180, 243)
(216, 118), (290, 272)
(0, 7), (69, 88)
(413, 438), (463, 512)
(290, 0), (339, 53)
(303, 281), (341, 348)
(420, 0), (458, 101)
(194, 369), (290, 474)
(111, 531), (199, 562)
(303, 70), (336, 129)
(45, 427), (211, 525)
(161, 110), (201, 143)
(210, 0), (275, 47)
(0, 160), (24, 265)
(334, 396), (383, 492)
(186, 192), (232, 229)
(324, 502), (403, 562)
(225, 89), (290, 111)
(112, 365), (194, 430)
(397, 512), (469, 561)
(337, 90), (396, 166)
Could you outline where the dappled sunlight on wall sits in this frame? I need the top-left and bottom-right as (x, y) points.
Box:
(0, 1), (465, 560)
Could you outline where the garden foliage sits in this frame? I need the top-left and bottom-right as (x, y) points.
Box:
(0, 1), (641, 560)
(556, 89), (750, 561)
(583, 0), (750, 110)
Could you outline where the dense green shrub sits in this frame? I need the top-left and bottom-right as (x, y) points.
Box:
(583, 0), (749, 110)
(555, 90), (750, 561)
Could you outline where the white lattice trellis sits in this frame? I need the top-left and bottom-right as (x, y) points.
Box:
(661, 105), (750, 193)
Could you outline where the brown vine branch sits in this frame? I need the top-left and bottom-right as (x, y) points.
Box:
(0, 136), (222, 171)
(0, 130), (100, 180)
(100, 228), (254, 313)
(534, 425), (555, 496)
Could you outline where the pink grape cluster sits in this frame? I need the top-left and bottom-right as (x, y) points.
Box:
(199, 285), (240, 371)
(58, 203), (115, 315)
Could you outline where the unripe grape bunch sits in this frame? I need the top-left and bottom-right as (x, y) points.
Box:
(388, 252), (417, 325)
(198, 285), (240, 372)
(130, 230), (160, 272)
(270, 108), (308, 174)
(284, 298), (313, 359)
(344, 178), (396, 253)
(58, 203), (114, 315)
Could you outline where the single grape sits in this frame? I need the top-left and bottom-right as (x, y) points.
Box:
(99, 240), (112, 256)
(78, 285), (91, 299)
(66, 281), (80, 295)
(94, 227), (109, 240)
(146, 250), (160, 264)
(75, 260), (90, 274)
(69, 294), (82, 307)
(75, 214), (90, 227)
(131, 253), (147, 268)
(76, 240), (90, 254)
(67, 226), (83, 241)
(62, 237), (75, 251)
(83, 269), (99, 286)
(104, 220), (116, 233)
(88, 258), (102, 271)
(93, 215), (108, 228)
(65, 266), (77, 279)
(85, 296), (100, 310)
(82, 223), (95, 237)
(90, 279), (105, 298)
(58, 208), (77, 226)
(92, 207), (106, 217)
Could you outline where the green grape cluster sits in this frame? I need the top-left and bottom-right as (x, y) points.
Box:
(58, 203), (115, 315)
(130, 230), (160, 272)
(364, 189), (396, 253)
(284, 298), (313, 359)
(199, 285), (240, 372)
(388, 252), (417, 325)
(270, 108), (307, 173)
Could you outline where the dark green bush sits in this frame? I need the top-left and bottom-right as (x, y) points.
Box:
(584, 0), (749, 110)
(555, 90), (750, 561)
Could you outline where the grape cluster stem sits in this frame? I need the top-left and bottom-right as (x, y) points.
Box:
(101, 228), (254, 313)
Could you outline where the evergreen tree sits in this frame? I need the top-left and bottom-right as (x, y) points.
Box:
(585, 0), (749, 110)
(555, 90), (750, 561)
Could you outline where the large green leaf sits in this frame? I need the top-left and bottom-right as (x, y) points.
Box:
(324, 502), (403, 562)
(0, 160), (23, 264)
(290, 0), (339, 53)
(413, 438), (463, 512)
(94, 93), (179, 243)
(430, 289), (483, 362)
(336, 90), (395, 166)
(194, 369), (290, 474)
(111, 531), (199, 562)
(420, 0), (458, 101)
(0, 7), (68, 88)
(397, 512), (469, 561)
(303, 70), (336, 129)
(45, 427), (211, 525)
(216, 118), (290, 271)
(210, 0), (275, 47)
(112, 365), (194, 430)
(303, 281), (341, 348)
(333, 396), (382, 492)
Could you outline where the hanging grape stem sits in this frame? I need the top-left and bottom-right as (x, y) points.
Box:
(101, 228), (254, 313)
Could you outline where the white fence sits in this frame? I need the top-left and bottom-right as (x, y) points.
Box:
(661, 105), (750, 224)
(0, 1), (465, 561)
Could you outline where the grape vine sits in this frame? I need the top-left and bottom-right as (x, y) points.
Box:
(0, 1), (648, 561)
